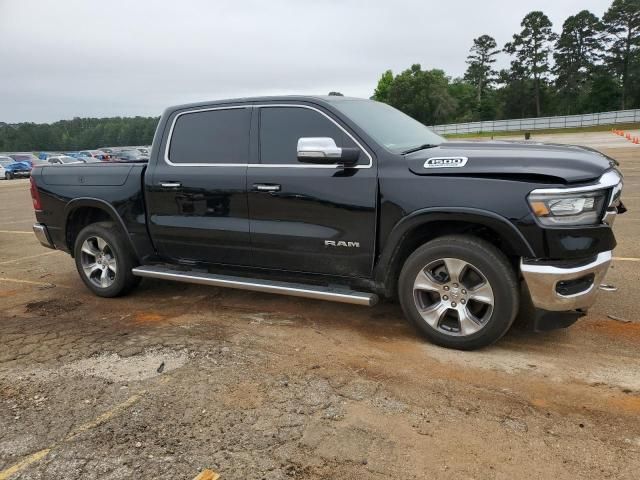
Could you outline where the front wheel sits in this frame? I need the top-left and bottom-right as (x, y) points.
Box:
(5, 172), (13, 180)
(398, 235), (519, 350)
(73, 221), (140, 297)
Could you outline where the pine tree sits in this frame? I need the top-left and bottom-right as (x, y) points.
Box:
(464, 35), (500, 103)
(554, 10), (601, 113)
(504, 11), (558, 117)
(601, 0), (640, 109)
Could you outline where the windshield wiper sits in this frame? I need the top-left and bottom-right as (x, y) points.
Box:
(401, 144), (439, 155)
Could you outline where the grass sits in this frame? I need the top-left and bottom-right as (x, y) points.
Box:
(443, 122), (640, 139)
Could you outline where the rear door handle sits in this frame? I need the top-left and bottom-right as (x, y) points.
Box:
(253, 184), (281, 192)
(160, 182), (182, 188)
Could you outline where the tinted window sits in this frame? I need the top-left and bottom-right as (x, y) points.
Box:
(169, 108), (250, 164)
(259, 107), (359, 165)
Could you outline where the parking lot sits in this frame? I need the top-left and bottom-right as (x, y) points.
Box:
(1, 131), (639, 479)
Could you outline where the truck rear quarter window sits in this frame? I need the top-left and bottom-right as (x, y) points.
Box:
(168, 107), (250, 164)
(259, 106), (360, 165)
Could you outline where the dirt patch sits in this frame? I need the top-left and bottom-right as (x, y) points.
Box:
(62, 349), (189, 382)
(24, 298), (82, 316)
(580, 318), (640, 342)
(9, 349), (191, 384)
(134, 311), (168, 324)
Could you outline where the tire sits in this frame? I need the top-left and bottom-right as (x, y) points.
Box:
(73, 221), (141, 298)
(398, 235), (519, 350)
(5, 172), (13, 180)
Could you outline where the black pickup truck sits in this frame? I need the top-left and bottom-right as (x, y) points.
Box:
(30, 96), (625, 350)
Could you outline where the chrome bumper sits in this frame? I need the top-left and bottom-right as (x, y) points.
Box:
(33, 223), (55, 249)
(521, 251), (612, 311)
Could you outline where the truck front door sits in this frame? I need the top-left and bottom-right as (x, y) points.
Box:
(146, 105), (252, 266)
(247, 104), (377, 278)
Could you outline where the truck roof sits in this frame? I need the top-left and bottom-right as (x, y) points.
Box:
(165, 95), (366, 112)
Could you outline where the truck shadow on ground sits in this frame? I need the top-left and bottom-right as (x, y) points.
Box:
(128, 278), (561, 349)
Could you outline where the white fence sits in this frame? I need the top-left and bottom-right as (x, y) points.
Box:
(431, 109), (640, 135)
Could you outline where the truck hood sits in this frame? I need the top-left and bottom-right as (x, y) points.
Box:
(405, 140), (615, 184)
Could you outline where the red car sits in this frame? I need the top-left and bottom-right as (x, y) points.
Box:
(79, 150), (112, 161)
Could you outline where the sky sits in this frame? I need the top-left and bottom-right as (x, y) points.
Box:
(0, 0), (615, 123)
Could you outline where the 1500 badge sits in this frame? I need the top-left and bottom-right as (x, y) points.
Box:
(424, 157), (468, 168)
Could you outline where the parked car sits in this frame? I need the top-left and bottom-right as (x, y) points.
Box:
(0, 156), (15, 178)
(79, 156), (102, 163)
(38, 152), (63, 160)
(47, 155), (84, 165)
(79, 150), (111, 161)
(98, 147), (117, 155)
(112, 149), (149, 162)
(2, 158), (31, 179)
(9, 153), (41, 166)
(29, 96), (625, 350)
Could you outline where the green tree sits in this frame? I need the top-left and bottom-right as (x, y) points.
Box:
(383, 65), (458, 125)
(601, 0), (640, 109)
(464, 35), (500, 103)
(448, 79), (477, 122)
(496, 67), (535, 119)
(504, 11), (558, 117)
(372, 70), (394, 102)
(554, 10), (601, 114)
(0, 117), (159, 152)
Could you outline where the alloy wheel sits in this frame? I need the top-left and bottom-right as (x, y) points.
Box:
(413, 257), (494, 336)
(79, 236), (117, 288)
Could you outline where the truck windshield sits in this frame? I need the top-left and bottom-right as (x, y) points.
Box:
(333, 100), (445, 154)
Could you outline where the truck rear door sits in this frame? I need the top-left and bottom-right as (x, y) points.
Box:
(247, 104), (377, 277)
(145, 105), (252, 266)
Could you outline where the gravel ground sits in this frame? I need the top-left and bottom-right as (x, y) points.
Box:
(1, 132), (639, 479)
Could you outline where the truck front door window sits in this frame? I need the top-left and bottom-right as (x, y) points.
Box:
(259, 106), (363, 165)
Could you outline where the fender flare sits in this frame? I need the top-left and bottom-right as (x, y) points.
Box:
(374, 207), (535, 288)
(63, 198), (140, 260)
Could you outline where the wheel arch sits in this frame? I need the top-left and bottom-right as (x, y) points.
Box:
(374, 207), (534, 298)
(63, 198), (139, 261)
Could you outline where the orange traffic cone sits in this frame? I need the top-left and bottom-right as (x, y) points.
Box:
(634, 137), (639, 145)
(626, 133), (632, 140)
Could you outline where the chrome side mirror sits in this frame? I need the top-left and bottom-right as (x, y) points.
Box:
(297, 137), (342, 161)
(297, 137), (360, 166)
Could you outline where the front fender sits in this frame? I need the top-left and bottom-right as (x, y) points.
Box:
(374, 207), (535, 292)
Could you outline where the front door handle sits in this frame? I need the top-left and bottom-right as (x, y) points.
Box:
(253, 184), (281, 192)
(160, 182), (182, 188)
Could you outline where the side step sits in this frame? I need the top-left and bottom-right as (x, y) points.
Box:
(131, 266), (378, 306)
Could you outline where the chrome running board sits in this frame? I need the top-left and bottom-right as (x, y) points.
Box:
(131, 266), (378, 306)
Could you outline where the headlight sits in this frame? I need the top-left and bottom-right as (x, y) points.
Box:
(528, 190), (608, 226)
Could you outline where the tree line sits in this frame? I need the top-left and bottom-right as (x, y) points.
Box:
(373, 0), (640, 125)
(0, 116), (158, 153)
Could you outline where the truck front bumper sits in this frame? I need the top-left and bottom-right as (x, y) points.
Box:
(521, 251), (612, 312)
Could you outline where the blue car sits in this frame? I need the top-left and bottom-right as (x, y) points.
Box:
(38, 152), (62, 160)
(65, 152), (85, 159)
(0, 156), (32, 180)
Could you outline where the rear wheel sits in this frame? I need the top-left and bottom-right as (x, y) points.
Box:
(398, 235), (519, 350)
(5, 172), (13, 180)
(74, 221), (140, 297)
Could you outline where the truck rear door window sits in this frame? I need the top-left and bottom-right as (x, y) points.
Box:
(168, 107), (250, 164)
